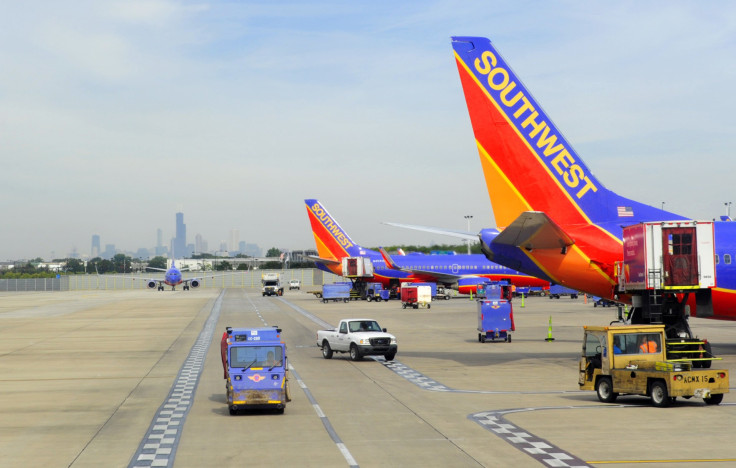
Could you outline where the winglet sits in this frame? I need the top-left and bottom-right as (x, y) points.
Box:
(378, 247), (403, 271)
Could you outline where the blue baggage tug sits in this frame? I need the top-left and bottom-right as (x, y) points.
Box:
(221, 326), (290, 415)
(477, 282), (515, 343)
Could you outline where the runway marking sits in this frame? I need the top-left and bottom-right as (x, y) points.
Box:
(128, 290), (224, 468)
(470, 408), (594, 467)
(290, 364), (359, 468)
(271, 295), (359, 467)
(277, 297), (736, 466)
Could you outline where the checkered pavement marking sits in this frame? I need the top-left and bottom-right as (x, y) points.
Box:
(128, 291), (224, 467)
(470, 410), (591, 467)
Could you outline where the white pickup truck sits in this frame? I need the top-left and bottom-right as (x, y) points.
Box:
(317, 318), (397, 361)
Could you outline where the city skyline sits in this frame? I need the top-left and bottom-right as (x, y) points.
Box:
(3, 3), (735, 261)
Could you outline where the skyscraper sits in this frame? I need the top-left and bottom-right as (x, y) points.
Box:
(229, 229), (239, 252)
(91, 234), (100, 258)
(174, 212), (187, 258)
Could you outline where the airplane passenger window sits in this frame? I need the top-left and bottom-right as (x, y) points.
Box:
(726, 254), (732, 265)
(716, 255), (720, 264)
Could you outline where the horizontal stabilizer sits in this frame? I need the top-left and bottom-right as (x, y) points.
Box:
(303, 254), (341, 265)
(383, 222), (484, 242)
(492, 212), (575, 251)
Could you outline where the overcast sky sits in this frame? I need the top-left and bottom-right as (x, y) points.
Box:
(2, 1), (736, 261)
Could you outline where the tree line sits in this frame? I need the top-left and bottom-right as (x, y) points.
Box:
(0, 243), (478, 278)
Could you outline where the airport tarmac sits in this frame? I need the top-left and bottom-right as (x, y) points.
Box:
(1, 289), (735, 468)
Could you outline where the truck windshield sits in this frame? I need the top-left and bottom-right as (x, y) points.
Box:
(349, 321), (382, 332)
(264, 281), (278, 286)
(230, 346), (283, 368)
(613, 333), (661, 354)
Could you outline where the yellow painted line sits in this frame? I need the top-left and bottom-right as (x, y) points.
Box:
(588, 459), (736, 464)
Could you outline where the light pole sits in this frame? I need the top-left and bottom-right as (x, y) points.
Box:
(464, 215), (473, 254)
(725, 202), (732, 218)
(661, 201), (665, 210)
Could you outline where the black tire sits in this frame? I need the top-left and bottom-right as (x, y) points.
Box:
(402, 304), (406, 309)
(507, 335), (512, 343)
(427, 304), (431, 309)
(478, 333), (482, 343)
(367, 296), (372, 302)
(445, 295), (450, 300)
(275, 407), (285, 414)
(316, 293), (322, 298)
(480, 334), (486, 343)
(322, 341), (333, 359)
(384, 352), (396, 361)
(704, 393), (724, 405)
(229, 406), (237, 415)
(596, 377), (618, 403)
(413, 304), (418, 309)
(650, 380), (670, 407)
(349, 344), (362, 361)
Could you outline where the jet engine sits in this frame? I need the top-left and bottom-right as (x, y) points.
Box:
(190, 279), (200, 288)
(147, 280), (157, 289)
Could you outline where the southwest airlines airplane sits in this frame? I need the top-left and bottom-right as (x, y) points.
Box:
(143, 260), (204, 291)
(450, 36), (736, 321)
(304, 199), (548, 294)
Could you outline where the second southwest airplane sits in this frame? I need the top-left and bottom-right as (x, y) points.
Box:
(304, 198), (548, 294)
(450, 35), (736, 320)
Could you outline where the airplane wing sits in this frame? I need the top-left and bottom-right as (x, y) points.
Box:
(491, 212), (575, 251)
(303, 254), (341, 265)
(378, 247), (467, 284)
(382, 222), (489, 242)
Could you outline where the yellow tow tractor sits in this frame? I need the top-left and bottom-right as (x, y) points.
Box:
(579, 324), (728, 407)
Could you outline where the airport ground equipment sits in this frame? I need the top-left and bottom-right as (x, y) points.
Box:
(321, 283), (351, 303)
(261, 273), (283, 296)
(615, 221), (718, 365)
(288, 279), (301, 290)
(400, 284), (432, 309)
(221, 326), (290, 414)
(477, 282), (515, 342)
(435, 286), (451, 300)
(341, 256), (374, 278)
(317, 318), (397, 361)
(579, 324), (728, 407)
(548, 284), (578, 299)
(592, 297), (616, 307)
(363, 282), (389, 301)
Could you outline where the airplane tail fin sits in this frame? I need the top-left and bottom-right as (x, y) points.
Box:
(451, 36), (685, 236)
(304, 199), (362, 264)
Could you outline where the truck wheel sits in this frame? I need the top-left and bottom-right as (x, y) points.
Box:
(316, 293), (322, 298)
(478, 333), (482, 342)
(384, 352), (396, 361)
(322, 341), (333, 359)
(595, 377), (618, 403)
(402, 304), (406, 309)
(650, 381), (670, 407)
(367, 296), (372, 302)
(507, 335), (512, 343)
(349, 344), (362, 361)
(229, 406), (237, 416)
(704, 393), (724, 405)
